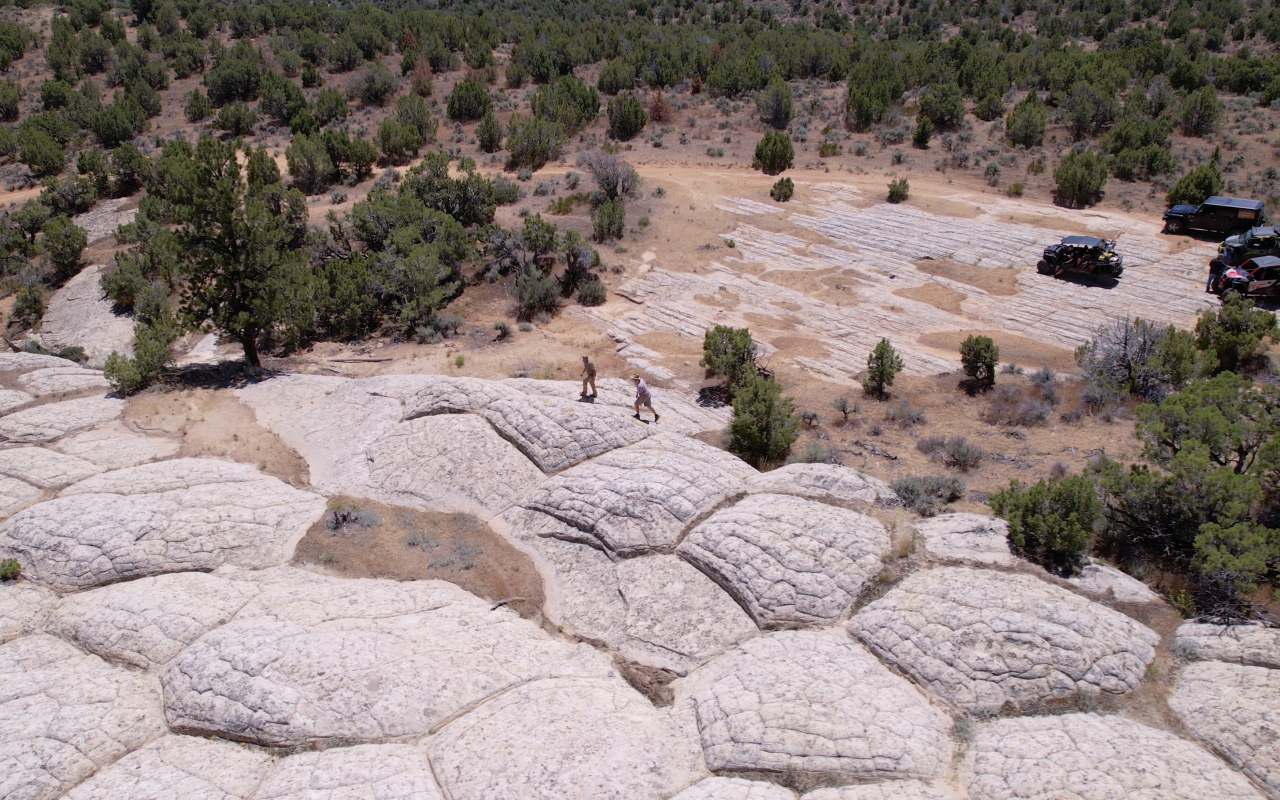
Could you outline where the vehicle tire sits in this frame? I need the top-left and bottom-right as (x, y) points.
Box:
(1036, 260), (1053, 275)
(1166, 219), (1185, 235)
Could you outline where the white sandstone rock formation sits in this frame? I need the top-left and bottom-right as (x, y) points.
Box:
(1067, 560), (1162, 603)
(678, 630), (952, 780)
(162, 571), (612, 747)
(38, 264), (134, 369)
(0, 389), (33, 414)
(0, 459), (325, 592)
(745, 462), (897, 507)
(802, 783), (957, 800)
(913, 514), (1014, 566)
(963, 713), (1265, 800)
(523, 433), (754, 557)
(505, 376), (730, 434)
(427, 676), (707, 800)
(671, 776), (798, 800)
(849, 567), (1160, 710)
(16, 366), (112, 397)
(0, 448), (103, 518)
(52, 423), (180, 470)
(1170, 660), (1280, 797)
(46, 572), (259, 669)
(678, 493), (889, 626)
(0, 395), (124, 444)
(64, 734), (274, 800)
(0, 580), (58, 643)
(0, 634), (166, 800)
(1175, 622), (1280, 668)
(255, 743), (444, 800)
(0, 353), (83, 372)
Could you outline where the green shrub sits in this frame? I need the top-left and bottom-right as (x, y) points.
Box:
(1053, 148), (1108, 208)
(891, 475), (966, 516)
(376, 119), (422, 166)
(912, 115), (933, 148)
(17, 128), (65, 177)
(1166, 161), (1223, 206)
(597, 59), (635, 95)
(349, 64), (397, 107)
(577, 276), (607, 306)
(591, 198), (625, 242)
(505, 115), (565, 170)
(918, 81), (964, 129)
(259, 69), (306, 123)
(477, 111), (503, 152)
(702, 325), (758, 389)
(313, 87), (349, 127)
(728, 373), (800, 466)
(184, 89), (211, 122)
(286, 133), (336, 194)
(41, 215), (87, 282)
(607, 93), (647, 141)
(756, 75), (793, 130)
(0, 558), (18, 580)
(531, 75), (600, 135)
(770, 177), (794, 202)
(10, 282), (45, 329)
(887, 177), (909, 203)
(1194, 290), (1279, 374)
(104, 310), (177, 395)
(514, 270), (561, 320)
(1179, 86), (1223, 136)
(989, 476), (1101, 577)
(40, 80), (73, 111)
(301, 61), (323, 89)
(448, 79), (492, 121)
(1006, 90), (1046, 148)
(0, 79), (20, 122)
(863, 338), (903, 398)
(204, 54), (261, 105)
(753, 131), (794, 175)
(975, 93), (1004, 122)
(960, 334), (999, 388)
(213, 102), (257, 136)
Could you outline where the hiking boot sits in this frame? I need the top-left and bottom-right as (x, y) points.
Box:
(654, 413), (660, 422)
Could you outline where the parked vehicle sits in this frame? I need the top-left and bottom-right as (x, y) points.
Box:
(1037, 236), (1124, 279)
(1164, 196), (1265, 236)
(1212, 255), (1280, 297)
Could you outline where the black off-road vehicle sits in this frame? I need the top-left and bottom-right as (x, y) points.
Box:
(1037, 236), (1124, 279)
(1213, 255), (1280, 297)
(1215, 226), (1280, 268)
(1164, 196), (1265, 236)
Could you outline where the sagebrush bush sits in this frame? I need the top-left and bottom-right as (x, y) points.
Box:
(577, 277), (607, 306)
(884, 398), (926, 426)
(918, 435), (984, 471)
(981, 383), (1057, 426)
(891, 475), (966, 516)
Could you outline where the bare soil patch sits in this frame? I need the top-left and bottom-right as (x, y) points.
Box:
(917, 330), (1078, 373)
(914, 259), (1021, 296)
(292, 496), (545, 621)
(894, 283), (968, 314)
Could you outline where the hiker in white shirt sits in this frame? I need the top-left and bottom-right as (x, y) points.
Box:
(631, 374), (659, 422)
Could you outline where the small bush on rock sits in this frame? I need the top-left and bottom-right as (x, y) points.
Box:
(770, 177), (794, 202)
(989, 476), (1101, 577)
(891, 475), (966, 516)
(887, 177), (909, 203)
(0, 557), (18, 580)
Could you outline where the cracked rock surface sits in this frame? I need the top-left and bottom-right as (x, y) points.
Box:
(0, 580), (58, 643)
(0, 447), (102, 518)
(16, 367), (112, 397)
(963, 713), (1265, 800)
(849, 567), (1160, 710)
(38, 264), (135, 370)
(679, 630), (951, 780)
(427, 676), (706, 800)
(913, 514), (1014, 566)
(745, 463), (897, 507)
(162, 570), (612, 748)
(0, 353), (82, 372)
(0, 634), (166, 800)
(64, 734), (274, 800)
(255, 743), (444, 800)
(52, 424), (180, 470)
(671, 776), (799, 800)
(0, 396), (124, 444)
(802, 782), (956, 800)
(1170, 660), (1280, 797)
(1175, 622), (1280, 668)
(522, 434), (754, 557)
(0, 459), (325, 592)
(0, 389), (33, 414)
(1068, 560), (1161, 603)
(679, 493), (889, 626)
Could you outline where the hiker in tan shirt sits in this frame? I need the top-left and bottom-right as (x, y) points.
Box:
(580, 355), (597, 398)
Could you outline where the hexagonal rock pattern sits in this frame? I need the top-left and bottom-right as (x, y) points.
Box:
(1068, 561), (1162, 604)
(963, 713), (1265, 800)
(1175, 622), (1280, 668)
(0, 448), (103, 518)
(161, 572), (612, 748)
(0, 580), (58, 644)
(505, 377), (731, 436)
(849, 567), (1160, 711)
(671, 776), (798, 800)
(0, 353), (81, 372)
(681, 630), (951, 780)
(1170, 660), (1280, 797)
(52, 424), (180, 470)
(913, 514), (1014, 567)
(523, 433), (756, 557)
(801, 782), (956, 800)
(0, 634), (166, 800)
(366, 414), (545, 514)
(427, 676), (707, 800)
(501, 508), (756, 675)
(745, 463), (897, 507)
(16, 367), (112, 397)
(64, 734), (274, 800)
(0, 389), (33, 414)
(678, 493), (890, 626)
(46, 572), (259, 669)
(255, 743), (444, 800)
(0, 395), (124, 444)
(0, 459), (326, 592)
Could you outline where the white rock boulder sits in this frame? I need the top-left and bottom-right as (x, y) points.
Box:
(17, 367), (112, 397)
(849, 567), (1160, 710)
(0, 448), (102, 518)
(0, 580), (58, 644)
(64, 734), (273, 800)
(745, 463), (897, 507)
(0, 389), (33, 414)
(802, 783), (956, 800)
(678, 493), (889, 626)
(963, 712), (1264, 800)
(913, 514), (1013, 566)
(0, 353), (82, 372)
(1175, 622), (1280, 668)
(671, 776), (797, 800)
(680, 630), (952, 780)
(1068, 560), (1162, 603)
(37, 264), (134, 370)
(52, 424), (180, 470)
(255, 743), (444, 800)
(0, 396), (124, 444)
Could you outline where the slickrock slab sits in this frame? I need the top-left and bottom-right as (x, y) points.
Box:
(0, 459), (325, 592)
(52, 424), (180, 470)
(523, 434), (754, 557)
(0, 634), (166, 800)
(504, 377), (732, 435)
(745, 463), (897, 507)
(802, 782), (956, 800)
(1175, 622), (1280, 668)
(681, 630), (951, 780)
(428, 676), (707, 800)
(0, 448), (101, 489)
(402, 375), (652, 472)
(0, 475), (43, 517)
(1170, 660), (1280, 797)
(963, 713), (1264, 800)
(1068, 561), (1162, 603)
(64, 735), (274, 800)
(0, 396), (124, 444)
(256, 743), (445, 800)
(913, 514), (1014, 566)
(672, 776), (797, 800)
(678, 493), (889, 626)
(849, 567), (1160, 710)
(0, 580), (58, 644)
(16, 367), (112, 397)
(0, 389), (33, 414)
(47, 572), (259, 669)
(38, 264), (134, 369)
(0, 353), (81, 372)
(503, 509), (755, 675)
(162, 572), (612, 748)
(233, 373), (347, 430)
(366, 414), (545, 514)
